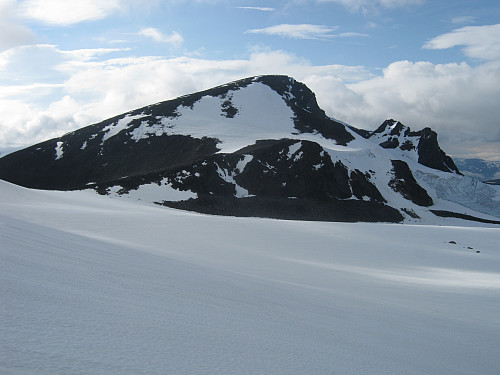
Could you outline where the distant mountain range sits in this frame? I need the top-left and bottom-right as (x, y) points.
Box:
(0, 75), (498, 224)
(454, 158), (500, 185)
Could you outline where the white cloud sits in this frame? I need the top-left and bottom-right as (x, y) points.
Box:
(331, 60), (500, 159)
(18, 0), (137, 26)
(336, 32), (369, 38)
(0, 44), (68, 83)
(0, 0), (36, 50)
(424, 23), (500, 61)
(0, 44), (128, 83)
(0, 96), (83, 149)
(138, 28), (184, 46)
(63, 47), (131, 60)
(237, 6), (275, 11)
(246, 24), (340, 40)
(451, 16), (476, 25)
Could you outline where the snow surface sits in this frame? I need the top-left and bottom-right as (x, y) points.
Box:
(54, 141), (64, 160)
(1, 180), (500, 374)
(106, 178), (197, 204)
(287, 141), (302, 159)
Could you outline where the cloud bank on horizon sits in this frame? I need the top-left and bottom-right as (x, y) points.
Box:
(0, 0), (499, 161)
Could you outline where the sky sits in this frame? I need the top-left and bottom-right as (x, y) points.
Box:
(0, 0), (499, 160)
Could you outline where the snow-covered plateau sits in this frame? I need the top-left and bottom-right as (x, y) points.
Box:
(1, 179), (499, 374)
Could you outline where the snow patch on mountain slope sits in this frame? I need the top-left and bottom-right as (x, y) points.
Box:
(120, 82), (298, 152)
(169, 82), (297, 152)
(102, 114), (143, 143)
(55, 141), (64, 160)
(216, 163), (253, 198)
(130, 119), (171, 141)
(107, 178), (197, 204)
(236, 154), (253, 173)
(287, 141), (302, 159)
(368, 120), (420, 161)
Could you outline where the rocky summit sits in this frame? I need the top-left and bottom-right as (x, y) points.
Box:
(0, 75), (499, 224)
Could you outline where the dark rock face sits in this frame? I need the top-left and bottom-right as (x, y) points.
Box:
(379, 138), (400, 149)
(431, 210), (500, 225)
(0, 133), (219, 190)
(163, 196), (404, 223)
(389, 160), (433, 207)
(346, 125), (371, 138)
(349, 170), (386, 202)
(236, 140), (353, 200)
(416, 128), (461, 174)
(484, 179), (500, 185)
(371, 119), (407, 138)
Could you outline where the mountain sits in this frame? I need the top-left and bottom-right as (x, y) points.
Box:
(0, 75), (499, 224)
(363, 119), (461, 174)
(454, 158), (500, 182)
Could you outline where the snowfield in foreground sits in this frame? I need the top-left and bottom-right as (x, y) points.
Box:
(1, 180), (499, 374)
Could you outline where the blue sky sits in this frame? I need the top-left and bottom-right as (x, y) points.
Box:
(1, 0), (500, 160)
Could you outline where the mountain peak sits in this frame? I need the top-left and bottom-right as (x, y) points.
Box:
(170, 74), (355, 145)
(0, 75), (353, 190)
(368, 119), (461, 174)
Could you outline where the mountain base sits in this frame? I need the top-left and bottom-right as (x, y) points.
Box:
(159, 196), (404, 223)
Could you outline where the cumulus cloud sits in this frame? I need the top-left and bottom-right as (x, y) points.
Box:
(138, 28), (184, 46)
(0, 44), (128, 84)
(424, 23), (500, 61)
(63, 47), (131, 60)
(247, 24), (340, 40)
(19, 0), (124, 26)
(237, 6), (275, 11)
(56, 49), (371, 121)
(0, 0), (36, 50)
